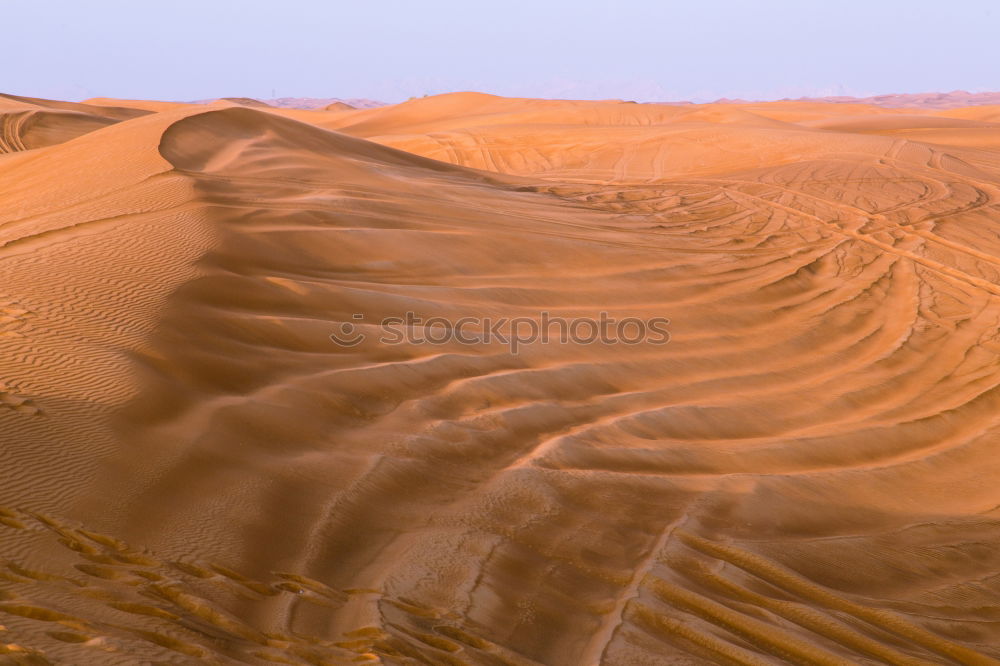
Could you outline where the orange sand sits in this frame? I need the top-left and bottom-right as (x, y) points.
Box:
(2, 92), (1000, 664)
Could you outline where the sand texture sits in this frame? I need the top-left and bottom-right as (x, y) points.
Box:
(3, 92), (1000, 664)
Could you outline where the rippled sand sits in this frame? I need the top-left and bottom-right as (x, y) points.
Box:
(3, 91), (1000, 664)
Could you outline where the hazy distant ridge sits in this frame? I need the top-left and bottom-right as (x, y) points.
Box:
(193, 96), (387, 110)
(716, 90), (1000, 109)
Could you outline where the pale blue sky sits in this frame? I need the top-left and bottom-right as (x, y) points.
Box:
(6, 0), (998, 103)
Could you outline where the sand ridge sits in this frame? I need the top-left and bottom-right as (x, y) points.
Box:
(2, 94), (1000, 663)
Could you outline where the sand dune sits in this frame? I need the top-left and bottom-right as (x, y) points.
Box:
(0, 94), (149, 153)
(182, 97), (387, 111)
(261, 97), (386, 110)
(794, 90), (1000, 110)
(3, 93), (1000, 664)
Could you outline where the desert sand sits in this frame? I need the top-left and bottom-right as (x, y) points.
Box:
(797, 90), (1000, 110)
(3, 91), (1000, 664)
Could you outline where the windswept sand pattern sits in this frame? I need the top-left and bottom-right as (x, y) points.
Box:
(0, 94), (147, 154)
(0, 505), (435, 664)
(0, 113), (28, 154)
(4, 94), (1000, 663)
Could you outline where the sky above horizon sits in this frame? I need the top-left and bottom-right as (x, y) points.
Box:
(6, 0), (999, 104)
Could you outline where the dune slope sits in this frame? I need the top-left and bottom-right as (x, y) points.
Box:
(2, 95), (1000, 664)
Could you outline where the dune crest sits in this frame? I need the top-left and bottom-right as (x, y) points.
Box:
(2, 94), (1000, 663)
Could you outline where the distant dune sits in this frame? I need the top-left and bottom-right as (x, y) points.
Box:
(103, 89), (1000, 111)
(257, 96), (386, 109)
(214, 96), (275, 108)
(731, 89), (1000, 109)
(3, 91), (1000, 664)
(144, 96), (388, 110)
